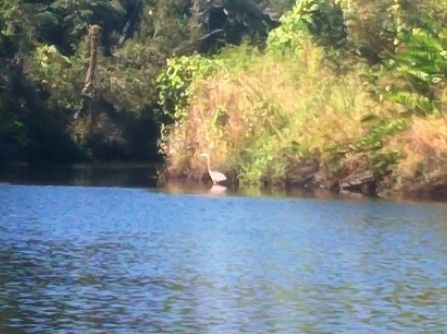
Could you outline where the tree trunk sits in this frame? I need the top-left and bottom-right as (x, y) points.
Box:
(81, 25), (101, 97)
(115, 0), (142, 49)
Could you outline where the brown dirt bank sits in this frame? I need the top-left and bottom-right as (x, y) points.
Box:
(158, 158), (447, 202)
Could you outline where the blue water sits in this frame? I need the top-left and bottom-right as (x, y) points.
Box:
(1, 184), (447, 333)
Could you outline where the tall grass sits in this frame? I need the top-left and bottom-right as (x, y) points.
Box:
(159, 0), (447, 195)
(162, 40), (398, 186)
(390, 117), (447, 187)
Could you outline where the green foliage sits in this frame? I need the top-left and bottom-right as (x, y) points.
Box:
(382, 22), (447, 118)
(267, 1), (313, 51)
(238, 138), (279, 185)
(384, 90), (433, 114)
(156, 55), (217, 119)
(159, 0), (447, 192)
(28, 45), (84, 111)
(368, 151), (400, 176)
(3, 0), (447, 196)
(267, 0), (346, 53)
(356, 117), (409, 151)
(1, 0), (295, 163)
(393, 28), (447, 87)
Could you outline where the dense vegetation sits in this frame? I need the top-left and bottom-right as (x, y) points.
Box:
(2, 0), (447, 198)
(159, 0), (447, 198)
(0, 0), (288, 163)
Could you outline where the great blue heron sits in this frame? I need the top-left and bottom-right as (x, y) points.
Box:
(199, 153), (227, 184)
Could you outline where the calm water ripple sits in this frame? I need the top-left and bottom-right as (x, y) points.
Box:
(1, 184), (447, 333)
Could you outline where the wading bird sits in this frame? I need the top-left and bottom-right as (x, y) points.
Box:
(199, 153), (227, 184)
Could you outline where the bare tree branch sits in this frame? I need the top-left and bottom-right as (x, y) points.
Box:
(81, 25), (101, 97)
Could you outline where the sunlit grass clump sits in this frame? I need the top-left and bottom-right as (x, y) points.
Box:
(390, 117), (447, 188)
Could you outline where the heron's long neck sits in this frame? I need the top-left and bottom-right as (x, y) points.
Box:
(206, 155), (211, 172)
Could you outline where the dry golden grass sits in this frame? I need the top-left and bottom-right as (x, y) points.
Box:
(389, 116), (447, 183)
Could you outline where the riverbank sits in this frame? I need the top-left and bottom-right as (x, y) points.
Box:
(1, 160), (445, 201)
(159, 157), (447, 202)
(157, 2), (447, 202)
(157, 52), (447, 201)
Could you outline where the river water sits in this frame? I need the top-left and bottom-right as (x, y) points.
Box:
(1, 167), (447, 333)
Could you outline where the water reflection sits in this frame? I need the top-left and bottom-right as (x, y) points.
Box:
(0, 163), (159, 188)
(1, 185), (447, 332)
(208, 184), (227, 195)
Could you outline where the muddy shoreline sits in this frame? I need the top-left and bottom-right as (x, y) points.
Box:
(160, 163), (447, 202)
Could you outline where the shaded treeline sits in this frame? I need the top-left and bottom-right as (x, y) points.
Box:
(0, 0), (292, 164)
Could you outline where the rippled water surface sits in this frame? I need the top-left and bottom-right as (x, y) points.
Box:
(1, 184), (447, 333)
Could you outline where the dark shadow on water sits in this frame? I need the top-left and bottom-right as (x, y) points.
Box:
(2, 163), (444, 204)
(0, 163), (160, 188)
(0, 164), (384, 201)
